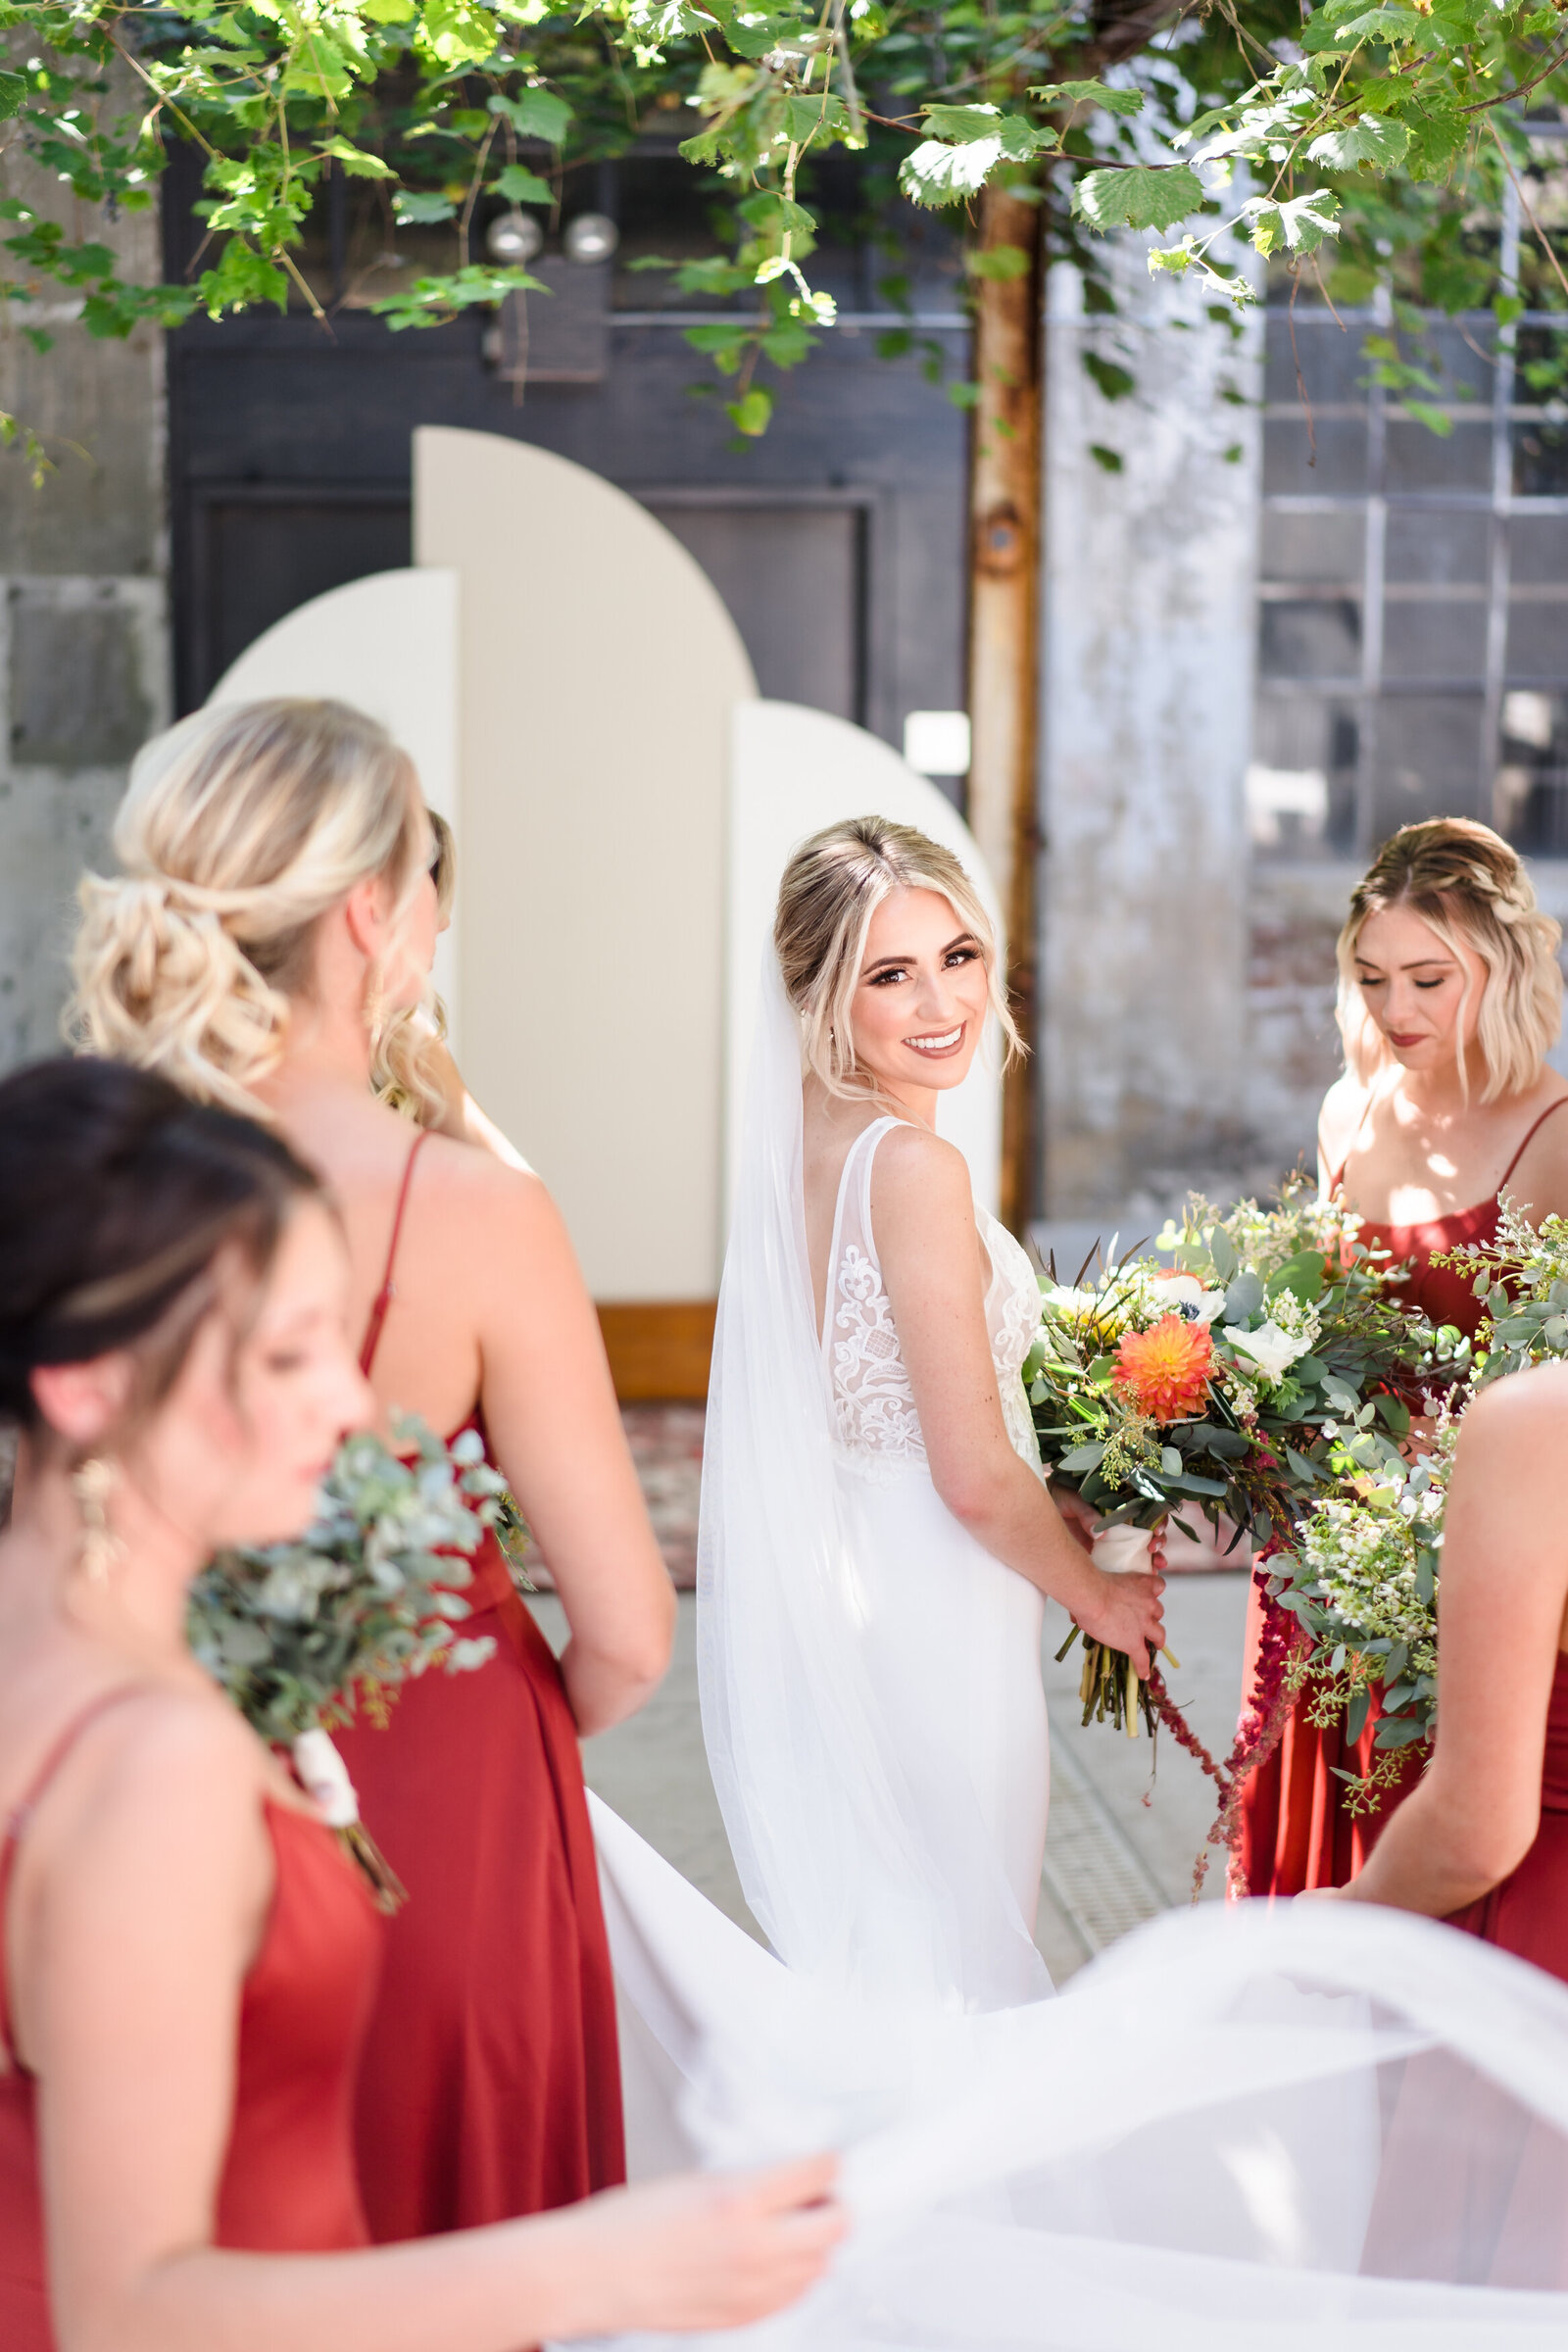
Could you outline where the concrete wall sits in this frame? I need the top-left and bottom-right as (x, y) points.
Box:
(1039, 245), (1267, 1222)
(0, 80), (168, 1062)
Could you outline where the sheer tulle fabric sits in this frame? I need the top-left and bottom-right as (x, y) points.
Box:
(588, 1798), (1568, 2347)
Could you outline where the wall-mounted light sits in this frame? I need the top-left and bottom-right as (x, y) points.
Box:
(564, 213), (619, 265)
(487, 212), (544, 266)
(903, 710), (971, 777)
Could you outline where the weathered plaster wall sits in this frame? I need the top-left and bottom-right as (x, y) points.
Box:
(0, 102), (168, 1064)
(1040, 246), (1266, 1221)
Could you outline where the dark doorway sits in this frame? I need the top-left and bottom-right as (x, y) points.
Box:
(179, 485), (411, 709)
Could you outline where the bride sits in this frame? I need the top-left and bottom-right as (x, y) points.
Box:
(699, 817), (1164, 2012)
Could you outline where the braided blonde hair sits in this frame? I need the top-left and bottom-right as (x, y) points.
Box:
(71, 699), (443, 1120)
(774, 815), (1020, 1099)
(1337, 817), (1563, 1102)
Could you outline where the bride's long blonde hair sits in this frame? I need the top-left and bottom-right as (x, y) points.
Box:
(70, 698), (444, 1120)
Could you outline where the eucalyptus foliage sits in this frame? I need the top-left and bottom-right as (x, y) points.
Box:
(2, 0), (1566, 458)
(188, 1414), (503, 1746)
(1443, 1194), (1568, 1382)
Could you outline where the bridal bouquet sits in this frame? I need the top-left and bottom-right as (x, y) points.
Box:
(189, 1416), (507, 1905)
(1029, 1177), (1439, 1741)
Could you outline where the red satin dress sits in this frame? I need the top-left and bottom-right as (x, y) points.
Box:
(1237, 1097), (1568, 1898)
(331, 1131), (624, 2241)
(1450, 1650), (1568, 1981)
(0, 1690), (381, 2349)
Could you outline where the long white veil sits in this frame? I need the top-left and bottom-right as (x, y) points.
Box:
(696, 952), (930, 1982)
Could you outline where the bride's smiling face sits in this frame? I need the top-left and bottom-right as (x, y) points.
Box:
(847, 887), (992, 1097)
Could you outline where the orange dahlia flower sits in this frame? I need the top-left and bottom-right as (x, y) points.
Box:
(1112, 1313), (1214, 1422)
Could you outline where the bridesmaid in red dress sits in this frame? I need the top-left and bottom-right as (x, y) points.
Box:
(1239, 819), (1568, 1896)
(0, 1058), (840, 2351)
(72, 701), (679, 2239)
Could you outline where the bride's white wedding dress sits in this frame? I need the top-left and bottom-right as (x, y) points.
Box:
(809, 1111), (1051, 2010)
(564, 957), (1568, 2348)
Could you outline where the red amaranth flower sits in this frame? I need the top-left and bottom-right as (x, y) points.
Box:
(1112, 1313), (1213, 1422)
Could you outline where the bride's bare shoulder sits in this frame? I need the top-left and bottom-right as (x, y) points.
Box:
(870, 1121), (972, 1219)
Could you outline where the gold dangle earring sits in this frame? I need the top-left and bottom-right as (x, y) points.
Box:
(72, 1456), (121, 1586)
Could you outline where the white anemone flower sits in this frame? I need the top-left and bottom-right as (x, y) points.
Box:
(1144, 1274), (1227, 1325)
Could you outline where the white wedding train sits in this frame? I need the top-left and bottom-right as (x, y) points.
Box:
(588, 1793), (1568, 2349)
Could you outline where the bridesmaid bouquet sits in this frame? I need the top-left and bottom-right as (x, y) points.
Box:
(1264, 1424), (1448, 1813)
(188, 1417), (507, 1905)
(1029, 1178), (1440, 1742)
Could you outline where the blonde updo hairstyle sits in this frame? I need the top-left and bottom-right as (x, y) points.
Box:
(1337, 817), (1563, 1103)
(71, 698), (445, 1121)
(774, 814), (1020, 1098)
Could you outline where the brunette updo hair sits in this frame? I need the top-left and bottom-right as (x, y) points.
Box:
(773, 815), (1020, 1098)
(1337, 818), (1563, 1102)
(70, 698), (442, 1120)
(0, 1056), (323, 1435)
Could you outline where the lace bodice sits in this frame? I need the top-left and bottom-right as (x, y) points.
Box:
(822, 1117), (1043, 1476)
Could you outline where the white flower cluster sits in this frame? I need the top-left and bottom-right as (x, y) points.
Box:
(1300, 1496), (1438, 1669)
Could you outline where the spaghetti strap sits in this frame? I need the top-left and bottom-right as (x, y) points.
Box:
(0, 1686), (148, 2069)
(1499, 1094), (1568, 1190)
(360, 1130), (431, 1378)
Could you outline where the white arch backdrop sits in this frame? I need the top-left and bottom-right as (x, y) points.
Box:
(207, 427), (1003, 1387)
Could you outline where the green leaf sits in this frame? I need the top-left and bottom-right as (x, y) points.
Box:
(196, 235), (287, 319)
(920, 104), (1037, 154)
(900, 109), (1053, 207)
(726, 386), (772, 437)
(361, 0), (415, 18)
(317, 136), (393, 179)
(1031, 79), (1144, 120)
(1058, 1441), (1107, 1474)
(419, 0), (502, 67)
(488, 86), (573, 144)
(1245, 189), (1342, 259)
(1345, 1685), (1371, 1745)
(1375, 1717), (1431, 1749)
(394, 188), (458, 225)
(0, 68), (25, 119)
(491, 164), (552, 205)
(900, 137), (996, 207)
(1306, 113), (1411, 172)
(1084, 351), (1135, 402)
(967, 242), (1031, 282)
(1089, 443), (1123, 472)
(1074, 165), (1204, 237)
(1270, 1250), (1326, 1304)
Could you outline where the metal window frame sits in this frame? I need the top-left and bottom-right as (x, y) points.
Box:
(1255, 127), (1568, 861)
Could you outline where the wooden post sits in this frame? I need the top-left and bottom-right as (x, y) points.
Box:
(965, 181), (1045, 1237)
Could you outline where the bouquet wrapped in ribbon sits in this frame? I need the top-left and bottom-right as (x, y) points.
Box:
(188, 1416), (508, 1905)
(1028, 1176), (1441, 1742)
